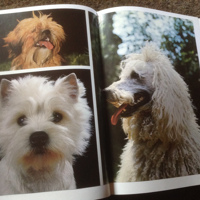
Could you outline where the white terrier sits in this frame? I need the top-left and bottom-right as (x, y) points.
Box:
(0, 74), (92, 195)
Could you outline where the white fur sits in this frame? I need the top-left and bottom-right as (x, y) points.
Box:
(0, 74), (92, 194)
(106, 43), (200, 182)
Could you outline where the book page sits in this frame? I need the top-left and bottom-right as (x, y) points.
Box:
(98, 6), (200, 195)
(0, 5), (110, 199)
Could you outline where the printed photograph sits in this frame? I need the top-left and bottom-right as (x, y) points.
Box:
(99, 9), (200, 182)
(0, 69), (100, 195)
(0, 9), (89, 71)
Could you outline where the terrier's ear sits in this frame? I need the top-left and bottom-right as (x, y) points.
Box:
(64, 73), (79, 99)
(0, 79), (11, 100)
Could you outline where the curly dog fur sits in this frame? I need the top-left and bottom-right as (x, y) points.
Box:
(106, 43), (200, 182)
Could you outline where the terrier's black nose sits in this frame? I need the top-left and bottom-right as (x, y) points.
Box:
(29, 131), (49, 148)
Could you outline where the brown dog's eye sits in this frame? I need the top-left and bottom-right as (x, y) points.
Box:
(52, 112), (63, 123)
(31, 28), (36, 33)
(17, 115), (27, 126)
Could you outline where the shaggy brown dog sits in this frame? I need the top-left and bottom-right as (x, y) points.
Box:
(4, 12), (66, 70)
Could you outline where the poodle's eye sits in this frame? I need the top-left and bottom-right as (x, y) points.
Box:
(52, 112), (63, 123)
(17, 115), (27, 126)
(121, 61), (126, 69)
(130, 71), (140, 79)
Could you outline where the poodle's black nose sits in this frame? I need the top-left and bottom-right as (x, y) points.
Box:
(103, 88), (116, 102)
(29, 131), (49, 149)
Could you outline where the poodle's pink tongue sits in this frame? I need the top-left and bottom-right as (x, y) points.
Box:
(111, 104), (127, 125)
(38, 41), (54, 50)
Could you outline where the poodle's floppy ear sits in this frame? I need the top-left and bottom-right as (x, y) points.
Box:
(149, 46), (195, 141)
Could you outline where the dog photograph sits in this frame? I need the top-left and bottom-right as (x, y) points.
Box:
(99, 9), (200, 183)
(0, 8), (89, 71)
(0, 69), (100, 195)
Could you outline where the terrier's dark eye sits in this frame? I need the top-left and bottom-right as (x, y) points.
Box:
(17, 115), (27, 126)
(130, 71), (140, 79)
(52, 112), (63, 123)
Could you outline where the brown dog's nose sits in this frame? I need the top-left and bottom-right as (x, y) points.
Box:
(42, 29), (51, 38)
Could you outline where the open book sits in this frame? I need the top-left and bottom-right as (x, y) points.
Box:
(0, 4), (200, 200)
